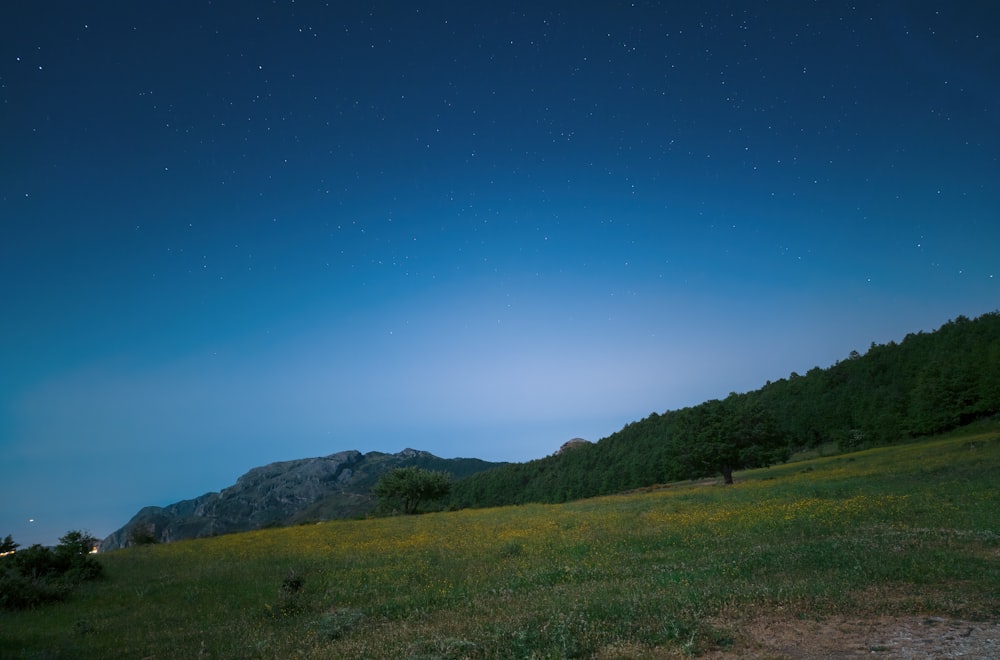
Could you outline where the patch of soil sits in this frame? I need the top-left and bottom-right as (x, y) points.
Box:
(702, 615), (1000, 659)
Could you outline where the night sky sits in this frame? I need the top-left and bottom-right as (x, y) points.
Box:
(3, 2), (998, 546)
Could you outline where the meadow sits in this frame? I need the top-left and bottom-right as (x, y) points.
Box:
(3, 422), (998, 658)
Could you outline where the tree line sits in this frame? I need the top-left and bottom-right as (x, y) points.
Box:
(448, 311), (1000, 509)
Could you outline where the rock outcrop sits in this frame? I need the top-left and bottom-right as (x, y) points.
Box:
(555, 438), (592, 454)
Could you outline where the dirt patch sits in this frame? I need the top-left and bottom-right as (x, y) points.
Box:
(703, 615), (1000, 659)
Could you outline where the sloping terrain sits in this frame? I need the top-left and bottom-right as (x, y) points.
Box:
(5, 423), (994, 658)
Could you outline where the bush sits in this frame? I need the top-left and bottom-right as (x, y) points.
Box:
(0, 565), (69, 609)
(0, 531), (104, 610)
(11, 544), (61, 579)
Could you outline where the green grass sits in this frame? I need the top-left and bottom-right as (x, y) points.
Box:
(3, 422), (999, 658)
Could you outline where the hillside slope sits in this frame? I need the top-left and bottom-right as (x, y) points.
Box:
(451, 311), (1000, 508)
(10, 424), (999, 658)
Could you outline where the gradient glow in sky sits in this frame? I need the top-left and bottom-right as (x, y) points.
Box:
(2, 2), (998, 545)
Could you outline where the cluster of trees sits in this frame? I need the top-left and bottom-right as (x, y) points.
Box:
(450, 312), (1000, 509)
(1, 531), (104, 610)
(448, 390), (789, 508)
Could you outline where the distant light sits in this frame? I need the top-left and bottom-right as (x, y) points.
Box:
(28, 518), (34, 523)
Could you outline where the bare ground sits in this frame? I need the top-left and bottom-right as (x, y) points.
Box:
(703, 615), (1000, 659)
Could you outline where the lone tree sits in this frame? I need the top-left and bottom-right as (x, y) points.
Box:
(683, 392), (789, 485)
(56, 530), (99, 557)
(373, 467), (452, 514)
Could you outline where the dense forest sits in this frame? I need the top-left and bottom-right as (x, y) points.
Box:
(449, 312), (1000, 509)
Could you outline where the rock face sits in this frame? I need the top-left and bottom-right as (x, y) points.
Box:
(100, 448), (502, 551)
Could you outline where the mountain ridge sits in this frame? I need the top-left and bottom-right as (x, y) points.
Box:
(100, 448), (503, 551)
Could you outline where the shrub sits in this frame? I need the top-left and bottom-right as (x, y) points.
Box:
(0, 567), (68, 609)
(268, 570), (311, 617)
(0, 531), (104, 611)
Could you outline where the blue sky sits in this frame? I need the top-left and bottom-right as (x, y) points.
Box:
(2, 2), (998, 546)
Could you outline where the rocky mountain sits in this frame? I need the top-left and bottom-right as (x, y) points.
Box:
(100, 448), (503, 551)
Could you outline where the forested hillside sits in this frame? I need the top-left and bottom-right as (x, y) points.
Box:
(450, 312), (1000, 509)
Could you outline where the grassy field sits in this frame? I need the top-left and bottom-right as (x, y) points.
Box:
(3, 422), (999, 658)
